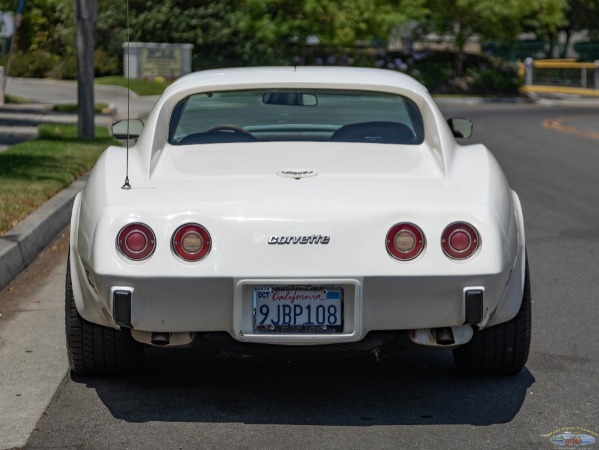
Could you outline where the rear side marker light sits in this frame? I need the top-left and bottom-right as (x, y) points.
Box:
(113, 290), (132, 328)
(442, 222), (480, 259)
(172, 223), (211, 261)
(117, 223), (156, 260)
(386, 223), (425, 261)
(464, 289), (484, 324)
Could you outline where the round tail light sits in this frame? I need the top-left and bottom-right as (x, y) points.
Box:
(441, 222), (480, 259)
(117, 223), (156, 260)
(172, 223), (211, 261)
(386, 223), (425, 261)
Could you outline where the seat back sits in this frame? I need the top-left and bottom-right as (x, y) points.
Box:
(331, 121), (417, 144)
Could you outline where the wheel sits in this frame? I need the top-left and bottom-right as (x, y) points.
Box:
(65, 255), (144, 376)
(453, 257), (531, 376)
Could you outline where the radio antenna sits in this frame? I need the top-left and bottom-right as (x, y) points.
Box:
(121, 0), (132, 190)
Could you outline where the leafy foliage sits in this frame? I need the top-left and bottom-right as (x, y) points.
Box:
(2, 0), (425, 73)
(0, 0), (589, 86)
(422, 0), (567, 73)
(565, 0), (599, 40)
(468, 64), (522, 94)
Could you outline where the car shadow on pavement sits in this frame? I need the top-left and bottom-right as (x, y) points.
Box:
(72, 344), (534, 427)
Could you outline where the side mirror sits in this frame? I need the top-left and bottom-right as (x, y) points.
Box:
(447, 118), (473, 139)
(112, 119), (144, 140)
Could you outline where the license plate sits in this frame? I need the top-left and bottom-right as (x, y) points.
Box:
(253, 285), (343, 333)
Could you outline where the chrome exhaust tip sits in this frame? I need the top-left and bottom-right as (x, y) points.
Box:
(433, 327), (455, 346)
(150, 332), (170, 346)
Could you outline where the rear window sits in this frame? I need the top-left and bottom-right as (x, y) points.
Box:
(169, 89), (424, 145)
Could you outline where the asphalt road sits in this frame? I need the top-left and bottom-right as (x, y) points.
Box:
(1, 101), (598, 449)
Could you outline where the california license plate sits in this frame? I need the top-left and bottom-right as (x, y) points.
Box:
(253, 285), (343, 333)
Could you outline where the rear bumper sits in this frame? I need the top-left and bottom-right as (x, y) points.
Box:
(71, 252), (523, 346)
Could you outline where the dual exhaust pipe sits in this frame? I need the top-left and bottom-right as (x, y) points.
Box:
(151, 332), (171, 346)
(433, 327), (456, 346)
(150, 329), (458, 347)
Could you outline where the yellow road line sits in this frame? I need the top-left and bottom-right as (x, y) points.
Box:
(543, 116), (599, 140)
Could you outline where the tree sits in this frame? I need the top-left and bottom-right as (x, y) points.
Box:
(422, 0), (567, 75)
(237, 0), (426, 63)
(0, 0), (70, 53)
(0, 0), (450, 75)
(558, 0), (599, 57)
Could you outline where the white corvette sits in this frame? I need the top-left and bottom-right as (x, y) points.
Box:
(66, 67), (530, 376)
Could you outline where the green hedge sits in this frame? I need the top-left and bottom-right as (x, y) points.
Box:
(2, 49), (119, 79)
(2, 47), (521, 95)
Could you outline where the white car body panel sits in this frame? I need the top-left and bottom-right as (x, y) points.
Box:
(69, 67), (526, 348)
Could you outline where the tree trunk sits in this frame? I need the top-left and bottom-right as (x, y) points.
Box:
(561, 29), (572, 59)
(455, 48), (465, 78)
(454, 20), (466, 77)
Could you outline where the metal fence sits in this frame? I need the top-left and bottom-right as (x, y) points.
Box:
(483, 41), (552, 61)
(520, 58), (599, 96)
(484, 41), (599, 62)
(573, 42), (599, 61)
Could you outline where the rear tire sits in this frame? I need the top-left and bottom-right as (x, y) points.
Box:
(453, 257), (531, 376)
(65, 255), (144, 376)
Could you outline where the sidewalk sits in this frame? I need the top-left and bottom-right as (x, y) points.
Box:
(5, 77), (159, 120)
(1, 77), (158, 150)
(0, 103), (115, 152)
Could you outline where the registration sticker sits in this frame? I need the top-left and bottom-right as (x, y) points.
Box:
(253, 285), (343, 333)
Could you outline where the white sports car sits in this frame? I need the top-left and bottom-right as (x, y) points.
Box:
(66, 67), (530, 376)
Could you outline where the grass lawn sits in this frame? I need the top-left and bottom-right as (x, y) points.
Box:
(52, 103), (110, 114)
(0, 124), (118, 236)
(95, 76), (169, 96)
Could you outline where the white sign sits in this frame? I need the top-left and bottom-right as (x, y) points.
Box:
(0, 12), (15, 38)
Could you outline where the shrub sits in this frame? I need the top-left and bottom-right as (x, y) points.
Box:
(468, 63), (522, 95)
(94, 49), (119, 77)
(2, 49), (120, 80)
(4, 50), (60, 78)
(409, 59), (455, 92)
(49, 55), (78, 79)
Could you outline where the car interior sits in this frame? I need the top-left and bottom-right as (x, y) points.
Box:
(168, 89), (425, 145)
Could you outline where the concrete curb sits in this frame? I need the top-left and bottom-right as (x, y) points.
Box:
(0, 175), (87, 292)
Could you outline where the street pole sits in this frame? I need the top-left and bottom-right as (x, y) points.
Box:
(74, 0), (97, 140)
(2, 0), (26, 95)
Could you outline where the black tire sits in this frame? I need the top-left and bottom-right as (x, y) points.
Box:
(65, 255), (144, 376)
(453, 257), (531, 376)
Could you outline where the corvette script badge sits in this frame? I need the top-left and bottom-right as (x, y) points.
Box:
(268, 235), (330, 245)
